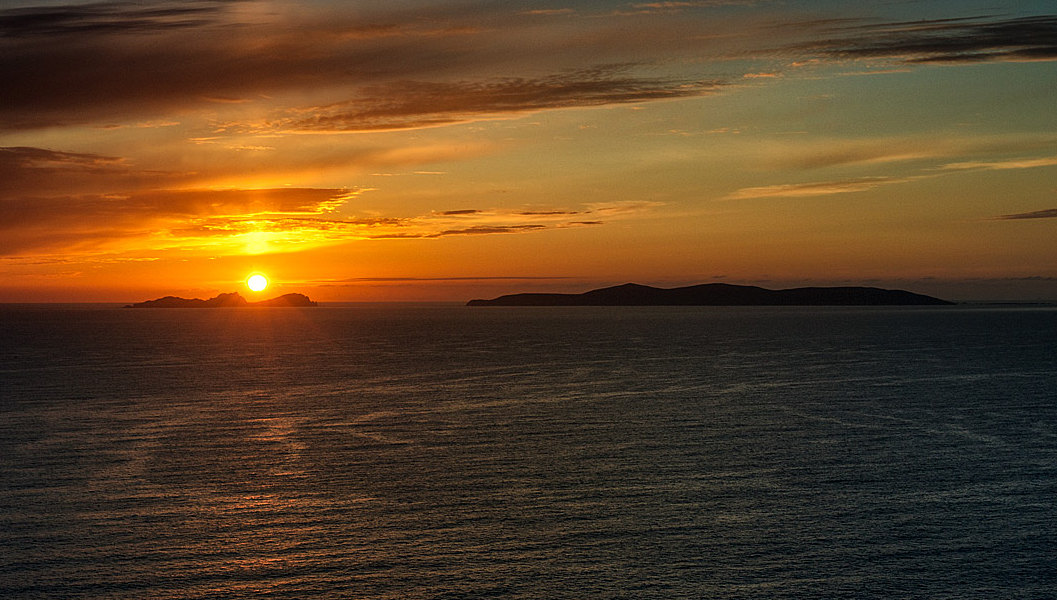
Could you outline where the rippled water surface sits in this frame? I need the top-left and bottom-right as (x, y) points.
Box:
(2, 305), (1056, 598)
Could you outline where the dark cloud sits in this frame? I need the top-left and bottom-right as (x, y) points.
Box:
(436, 225), (548, 236)
(994, 208), (1057, 220)
(0, 2), (494, 130)
(0, 146), (178, 197)
(0, 1), (232, 37)
(237, 67), (723, 133)
(792, 15), (1057, 64)
(0, 0), (735, 131)
(440, 209), (481, 215)
(0, 145), (120, 167)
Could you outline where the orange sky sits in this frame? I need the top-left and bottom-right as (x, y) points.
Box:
(2, 1), (1056, 302)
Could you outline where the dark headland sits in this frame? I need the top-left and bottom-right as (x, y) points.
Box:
(126, 292), (317, 308)
(467, 283), (953, 306)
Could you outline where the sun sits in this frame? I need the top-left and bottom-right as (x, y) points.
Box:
(247, 273), (269, 292)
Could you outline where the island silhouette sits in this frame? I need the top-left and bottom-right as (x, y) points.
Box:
(126, 292), (317, 308)
(467, 283), (953, 306)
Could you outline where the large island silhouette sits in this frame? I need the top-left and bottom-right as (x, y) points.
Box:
(467, 283), (953, 306)
(127, 292), (317, 308)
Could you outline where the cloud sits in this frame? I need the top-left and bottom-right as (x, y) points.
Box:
(0, 177), (659, 256)
(761, 136), (1057, 171)
(0, 187), (359, 255)
(231, 67), (724, 133)
(1, 139), (667, 258)
(765, 141), (943, 170)
(0, 1), (511, 130)
(941, 156), (1057, 171)
(0, 146), (192, 197)
(1, 146), (122, 188)
(0, 1), (232, 37)
(619, 1), (758, 15)
(0, 0), (740, 132)
(584, 200), (666, 214)
(519, 9), (576, 17)
(0, 146), (121, 168)
(993, 208), (1057, 220)
(725, 176), (917, 200)
(1, 188), (357, 236)
(436, 225), (548, 236)
(790, 15), (1057, 64)
(725, 139), (1057, 202)
(328, 276), (575, 282)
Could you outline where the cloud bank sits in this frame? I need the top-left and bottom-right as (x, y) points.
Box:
(1, 145), (661, 257)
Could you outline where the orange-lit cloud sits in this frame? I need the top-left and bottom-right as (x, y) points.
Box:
(940, 156), (1057, 171)
(0, 1), (741, 132)
(760, 136), (1057, 171)
(1, 178), (659, 257)
(724, 176), (919, 200)
(1, 187), (356, 254)
(228, 68), (724, 134)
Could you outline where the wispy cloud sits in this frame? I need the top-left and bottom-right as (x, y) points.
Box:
(725, 176), (917, 200)
(230, 67), (724, 133)
(0, 1), (741, 132)
(1, 175), (660, 256)
(629, 1), (757, 10)
(584, 200), (666, 214)
(0, 1), (232, 37)
(790, 15), (1057, 64)
(519, 9), (576, 17)
(0, 2), (502, 130)
(993, 208), (1057, 220)
(327, 276), (575, 282)
(941, 156), (1057, 171)
(4, 142), (654, 257)
(0, 187), (359, 255)
(0, 146), (122, 168)
(761, 136), (1057, 171)
(0, 146), (188, 197)
(728, 138), (1057, 202)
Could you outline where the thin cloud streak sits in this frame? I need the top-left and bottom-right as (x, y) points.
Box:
(0, 1), (233, 37)
(725, 176), (919, 200)
(788, 15), (1057, 64)
(231, 68), (724, 134)
(994, 208), (1057, 220)
(941, 156), (1057, 171)
(327, 276), (576, 282)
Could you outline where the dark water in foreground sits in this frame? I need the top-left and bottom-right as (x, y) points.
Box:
(1, 305), (1055, 599)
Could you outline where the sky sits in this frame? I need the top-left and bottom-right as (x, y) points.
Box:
(2, 0), (1056, 302)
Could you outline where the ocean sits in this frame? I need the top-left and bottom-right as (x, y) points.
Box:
(1, 304), (1055, 598)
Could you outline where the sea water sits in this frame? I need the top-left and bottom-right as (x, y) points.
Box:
(1, 304), (1055, 599)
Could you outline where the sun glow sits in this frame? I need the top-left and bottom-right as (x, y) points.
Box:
(247, 274), (269, 292)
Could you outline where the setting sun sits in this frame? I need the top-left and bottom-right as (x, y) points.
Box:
(247, 274), (269, 292)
